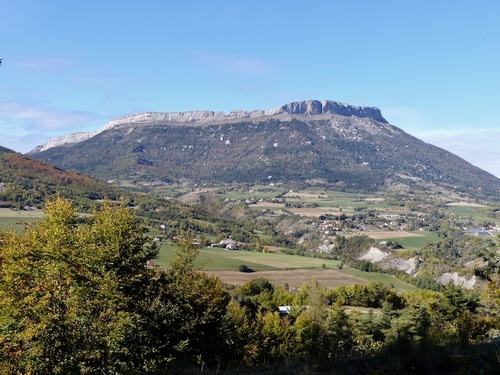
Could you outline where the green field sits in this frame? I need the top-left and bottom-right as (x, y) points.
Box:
(340, 268), (417, 291)
(373, 231), (441, 251)
(156, 242), (417, 291)
(447, 205), (493, 224)
(0, 208), (44, 232)
(156, 242), (341, 271)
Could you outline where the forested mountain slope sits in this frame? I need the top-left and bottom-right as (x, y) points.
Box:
(0, 147), (128, 209)
(29, 100), (500, 200)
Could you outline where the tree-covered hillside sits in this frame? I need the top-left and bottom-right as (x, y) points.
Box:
(0, 147), (125, 209)
(0, 198), (498, 374)
(0, 147), (205, 222)
(30, 114), (500, 200)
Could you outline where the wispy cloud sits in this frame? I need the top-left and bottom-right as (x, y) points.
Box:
(421, 129), (500, 178)
(194, 52), (275, 75)
(0, 101), (98, 131)
(0, 100), (102, 153)
(15, 57), (73, 69)
(382, 107), (500, 178)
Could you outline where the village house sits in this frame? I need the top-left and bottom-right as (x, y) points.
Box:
(219, 238), (239, 250)
(464, 227), (491, 236)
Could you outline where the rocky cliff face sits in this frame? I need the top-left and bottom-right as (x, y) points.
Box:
(100, 100), (386, 131)
(30, 131), (99, 153)
(30, 100), (386, 152)
(272, 100), (387, 122)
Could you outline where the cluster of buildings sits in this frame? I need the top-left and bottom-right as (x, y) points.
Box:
(463, 227), (500, 237)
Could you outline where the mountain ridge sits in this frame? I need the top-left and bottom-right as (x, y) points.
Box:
(27, 100), (500, 200)
(29, 100), (386, 152)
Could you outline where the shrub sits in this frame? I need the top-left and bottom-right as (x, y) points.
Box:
(238, 264), (254, 273)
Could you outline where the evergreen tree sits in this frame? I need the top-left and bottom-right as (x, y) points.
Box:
(323, 305), (354, 359)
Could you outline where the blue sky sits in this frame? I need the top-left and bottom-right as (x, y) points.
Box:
(1, 0), (499, 177)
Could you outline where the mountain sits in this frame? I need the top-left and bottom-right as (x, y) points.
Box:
(28, 100), (500, 199)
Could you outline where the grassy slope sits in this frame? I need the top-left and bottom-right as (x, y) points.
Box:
(0, 208), (44, 232)
(340, 268), (417, 291)
(156, 242), (342, 270)
(374, 231), (441, 251)
(156, 242), (417, 291)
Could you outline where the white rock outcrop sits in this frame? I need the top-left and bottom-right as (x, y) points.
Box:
(435, 272), (476, 289)
(359, 247), (390, 262)
(29, 100), (386, 154)
(317, 242), (335, 254)
(29, 131), (98, 153)
(358, 248), (419, 275)
(383, 257), (418, 274)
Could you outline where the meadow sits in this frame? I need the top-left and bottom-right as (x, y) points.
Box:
(156, 242), (342, 270)
(0, 208), (44, 232)
(156, 242), (417, 291)
(370, 230), (441, 251)
(340, 268), (417, 291)
(446, 204), (495, 224)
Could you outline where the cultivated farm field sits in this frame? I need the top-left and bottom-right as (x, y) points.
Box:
(157, 242), (417, 291)
(205, 269), (369, 290)
(367, 230), (441, 251)
(157, 243), (342, 270)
